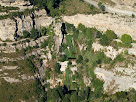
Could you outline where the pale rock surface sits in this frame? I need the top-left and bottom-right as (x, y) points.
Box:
(1, 77), (20, 83)
(92, 42), (124, 59)
(17, 16), (33, 36)
(21, 74), (34, 80)
(0, 0), (32, 12)
(71, 67), (77, 74)
(114, 64), (136, 77)
(60, 61), (68, 72)
(35, 9), (54, 29)
(53, 22), (63, 52)
(0, 18), (16, 40)
(128, 43), (136, 55)
(83, 76), (91, 86)
(2, 66), (18, 70)
(0, 57), (24, 62)
(0, 10), (53, 41)
(95, 67), (136, 93)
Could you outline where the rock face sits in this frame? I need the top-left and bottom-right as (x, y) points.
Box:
(17, 16), (33, 36)
(0, 19), (16, 41)
(0, 10), (53, 41)
(95, 66), (136, 93)
(92, 42), (124, 60)
(63, 14), (136, 40)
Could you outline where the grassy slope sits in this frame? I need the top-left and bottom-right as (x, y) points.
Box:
(60, 0), (101, 16)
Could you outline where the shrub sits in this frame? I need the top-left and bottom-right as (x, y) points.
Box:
(45, 68), (51, 79)
(121, 34), (132, 45)
(3, 43), (7, 46)
(96, 59), (101, 64)
(23, 30), (30, 38)
(59, 54), (67, 62)
(97, 51), (105, 60)
(12, 43), (16, 46)
(61, 43), (67, 51)
(26, 39), (30, 43)
(87, 40), (93, 49)
(96, 31), (102, 38)
(65, 23), (75, 33)
(105, 30), (117, 41)
(41, 40), (48, 49)
(86, 28), (93, 39)
(53, 62), (61, 74)
(68, 61), (72, 65)
(30, 28), (40, 39)
(132, 14), (135, 18)
(40, 26), (46, 36)
(100, 34), (110, 46)
(77, 23), (86, 32)
(98, 2), (105, 11)
(76, 55), (83, 63)
(90, 5), (94, 10)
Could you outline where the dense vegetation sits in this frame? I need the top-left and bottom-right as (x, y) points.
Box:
(43, 22), (136, 102)
(0, 2), (135, 100)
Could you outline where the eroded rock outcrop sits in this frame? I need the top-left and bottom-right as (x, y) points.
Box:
(0, 19), (16, 40)
(63, 14), (136, 40)
(95, 66), (136, 94)
(0, 9), (53, 41)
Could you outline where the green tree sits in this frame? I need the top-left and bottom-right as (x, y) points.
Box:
(65, 22), (75, 33)
(105, 30), (117, 41)
(121, 34), (132, 45)
(77, 23), (86, 32)
(100, 34), (110, 46)
(87, 40), (93, 49)
(30, 28), (40, 39)
(86, 28), (93, 39)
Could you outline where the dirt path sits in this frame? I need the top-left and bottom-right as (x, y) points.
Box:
(84, 0), (136, 16)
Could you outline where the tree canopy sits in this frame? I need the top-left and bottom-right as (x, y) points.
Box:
(105, 30), (117, 41)
(121, 34), (132, 45)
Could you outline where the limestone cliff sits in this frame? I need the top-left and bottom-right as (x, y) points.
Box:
(0, 10), (53, 41)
